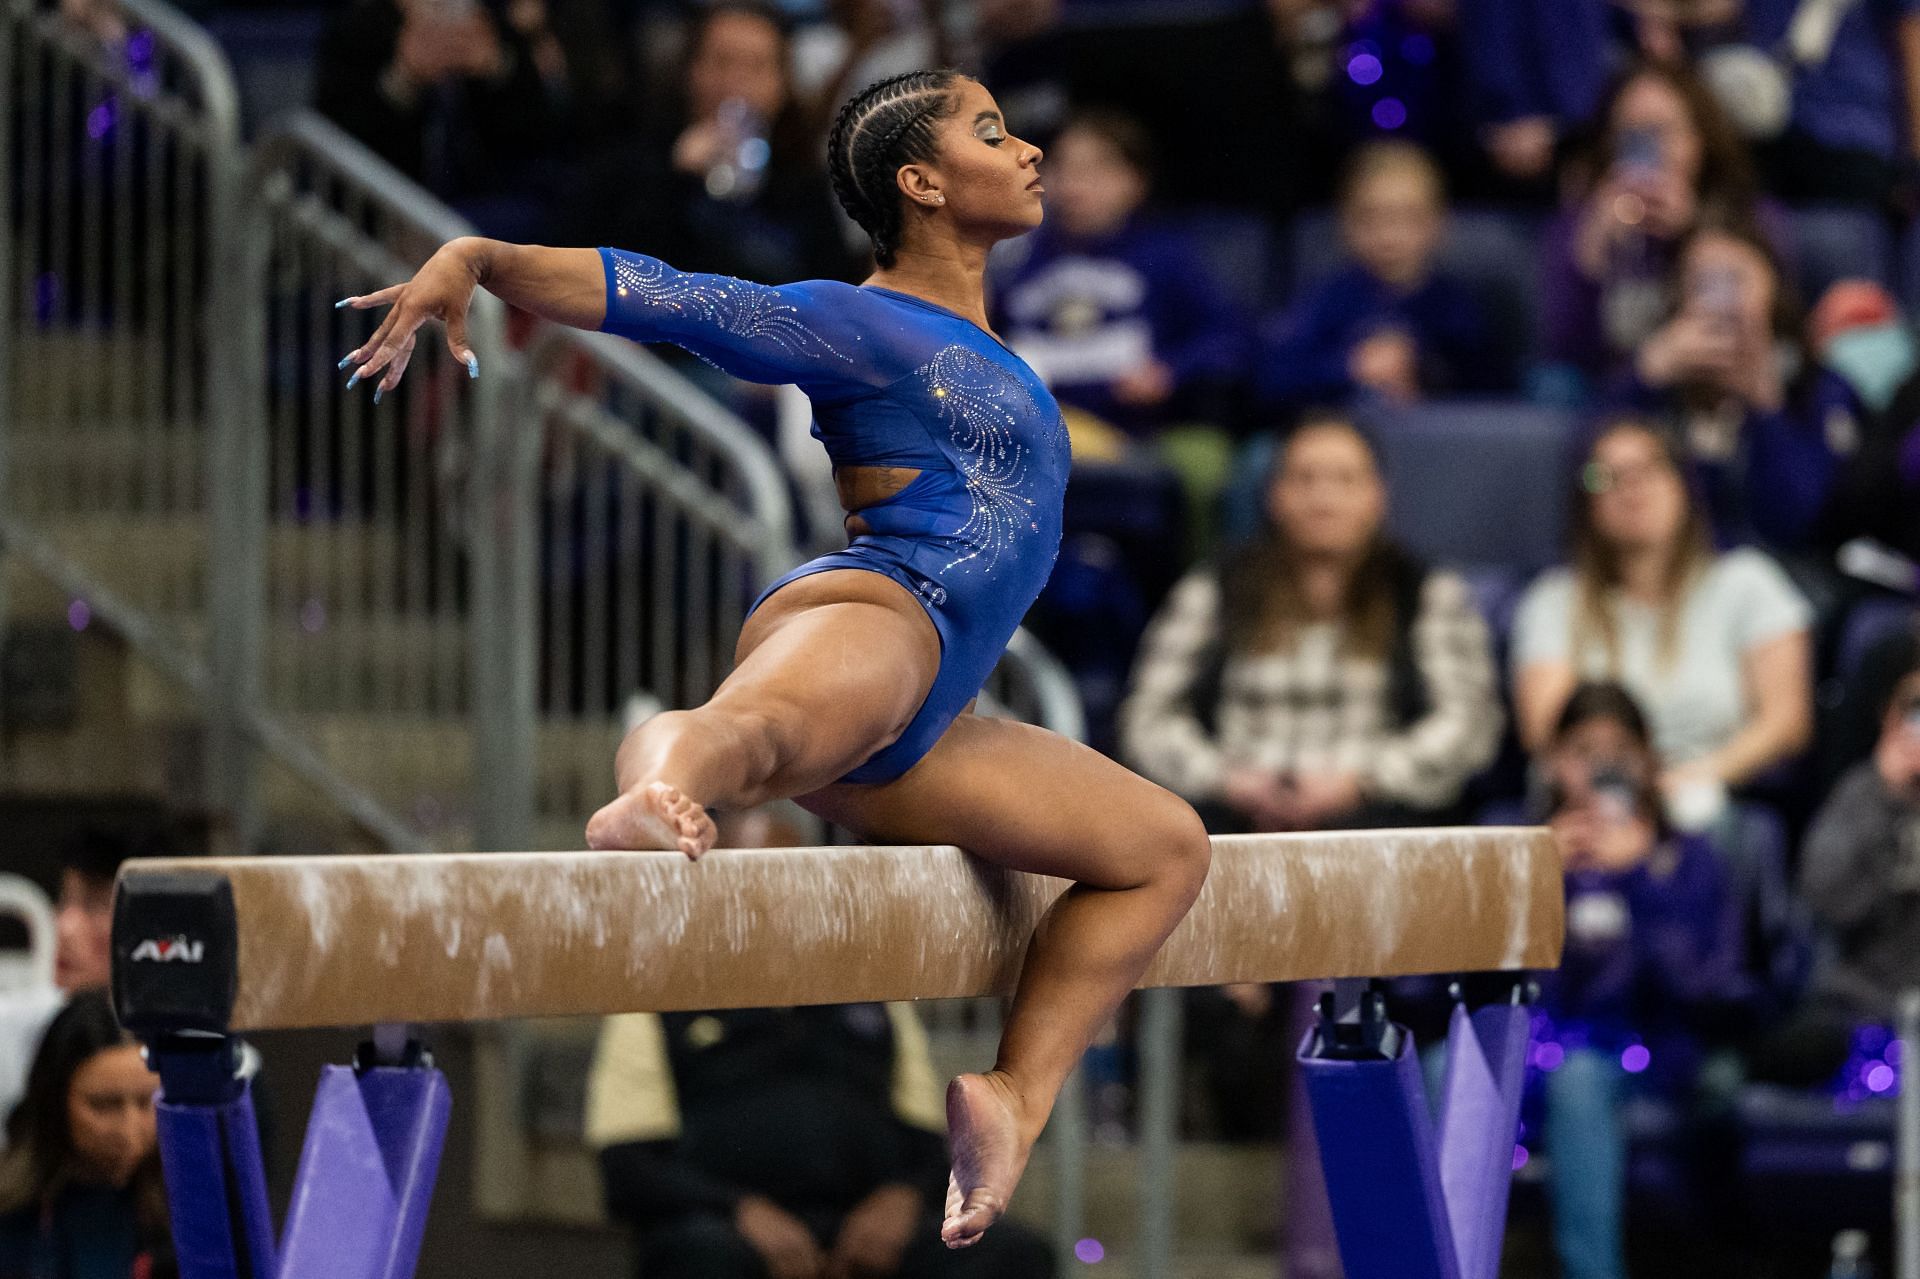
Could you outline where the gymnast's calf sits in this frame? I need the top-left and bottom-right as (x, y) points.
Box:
(335, 70), (1213, 1250)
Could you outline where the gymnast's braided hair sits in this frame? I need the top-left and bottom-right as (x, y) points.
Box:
(827, 70), (968, 268)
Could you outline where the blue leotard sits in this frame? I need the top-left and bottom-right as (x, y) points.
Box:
(597, 247), (1071, 783)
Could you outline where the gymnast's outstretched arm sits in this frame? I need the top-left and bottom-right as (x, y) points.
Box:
(337, 237), (884, 397)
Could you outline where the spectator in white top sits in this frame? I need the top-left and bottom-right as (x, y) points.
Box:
(1511, 416), (1813, 823)
(1119, 413), (1503, 831)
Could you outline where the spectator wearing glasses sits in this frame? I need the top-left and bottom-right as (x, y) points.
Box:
(1511, 417), (1814, 828)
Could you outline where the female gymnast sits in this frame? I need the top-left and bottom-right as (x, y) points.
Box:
(335, 70), (1212, 1250)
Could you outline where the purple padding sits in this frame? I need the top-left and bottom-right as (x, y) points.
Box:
(219, 1087), (280, 1279)
(157, 1102), (247, 1279)
(278, 1065), (451, 1279)
(1435, 1002), (1531, 1279)
(280, 1067), (398, 1279)
(358, 1066), (453, 1279)
(1299, 1029), (1461, 1279)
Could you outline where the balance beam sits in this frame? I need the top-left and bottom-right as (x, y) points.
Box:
(112, 829), (1560, 1035)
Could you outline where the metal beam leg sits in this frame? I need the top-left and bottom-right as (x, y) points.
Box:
(1434, 997), (1531, 1279)
(1298, 984), (1533, 1279)
(1298, 987), (1459, 1279)
(149, 1034), (278, 1279)
(278, 1041), (451, 1279)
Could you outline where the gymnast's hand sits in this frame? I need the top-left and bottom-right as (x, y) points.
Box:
(828, 1183), (920, 1278)
(734, 1194), (826, 1279)
(335, 240), (484, 400)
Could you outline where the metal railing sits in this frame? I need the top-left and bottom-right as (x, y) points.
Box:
(4, 0), (1097, 1260)
(0, 874), (55, 994)
(241, 112), (510, 850)
(0, 0), (238, 763)
(508, 325), (796, 843)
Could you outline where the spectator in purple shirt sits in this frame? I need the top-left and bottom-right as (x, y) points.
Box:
(1540, 60), (1780, 391)
(1612, 222), (1864, 555)
(1530, 680), (1747, 1279)
(1257, 141), (1502, 413)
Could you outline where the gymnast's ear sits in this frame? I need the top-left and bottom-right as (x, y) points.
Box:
(896, 162), (945, 210)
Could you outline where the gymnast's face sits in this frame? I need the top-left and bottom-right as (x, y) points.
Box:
(905, 80), (1045, 241)
(67, 1044), (158, 1187)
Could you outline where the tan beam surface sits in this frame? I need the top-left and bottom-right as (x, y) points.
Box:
(117, 829), (1562, 1031)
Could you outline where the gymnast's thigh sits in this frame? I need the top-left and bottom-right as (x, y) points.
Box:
(710, 568), (944, 782)
(798, 713), (1207, 891)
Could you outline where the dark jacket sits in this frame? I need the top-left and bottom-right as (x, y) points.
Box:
(1800, 763), (1920, 1020)
(585, 1005), (948, 1229)
(0, 1185), (171, 1279)
(313, 0), (569, 202)
(1256, 265), (1501, 411)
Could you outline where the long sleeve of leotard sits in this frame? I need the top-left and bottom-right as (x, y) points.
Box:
(597, 247), (892, 397)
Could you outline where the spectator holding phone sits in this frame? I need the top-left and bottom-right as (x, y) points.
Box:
(315, 0), (575, 210)
(1530, 681), (1747, 1279)
(1540, 61), (1779, 390)
(566, 1), (856, 287)
(1614, 223), (1863, 555)
(1256, 141), (1503, 412)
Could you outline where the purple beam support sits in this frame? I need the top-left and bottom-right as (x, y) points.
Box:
(358, 1065), (453, 1278)
(1299, 993), (1460, 1279)
(278, 1062), (451, 1279)
(1434, 1000), (1531, 1279)
(150, 1036), (278, 1279)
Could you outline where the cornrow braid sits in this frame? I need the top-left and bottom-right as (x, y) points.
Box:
(827, 70), (967, 268)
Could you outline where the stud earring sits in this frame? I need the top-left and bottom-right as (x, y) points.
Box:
(933, 194), (945, 205)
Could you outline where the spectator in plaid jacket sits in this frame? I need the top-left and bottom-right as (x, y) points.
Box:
(1118, 413), (1502, 831)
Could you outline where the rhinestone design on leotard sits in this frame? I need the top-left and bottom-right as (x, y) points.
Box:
(611, 254), (851, 365)
(920, 344), (1045, 574)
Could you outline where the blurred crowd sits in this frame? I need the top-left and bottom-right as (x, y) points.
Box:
(12, 0), (1920, 1276)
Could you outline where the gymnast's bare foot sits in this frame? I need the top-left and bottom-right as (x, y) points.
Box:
(942, 1070), (1038, 1249)
(585, 781), (717, 859)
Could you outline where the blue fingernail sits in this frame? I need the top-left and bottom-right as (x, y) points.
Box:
(337, 355), (356, 370)
(373, 388), (382, 406)
(465, 354), (479, 380)
(346, 371), (362, 389)
(334, 297), (355, 309)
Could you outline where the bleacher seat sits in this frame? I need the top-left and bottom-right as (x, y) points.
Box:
(1366, 400), (1579, 577)
(1176, 206), (1275, 318)
(1218, 400), (1576, 578)
(1835, 596), (1918, 682)
(1736, 1083), (1897, 1240)
(1787, 205), (1896, 305)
